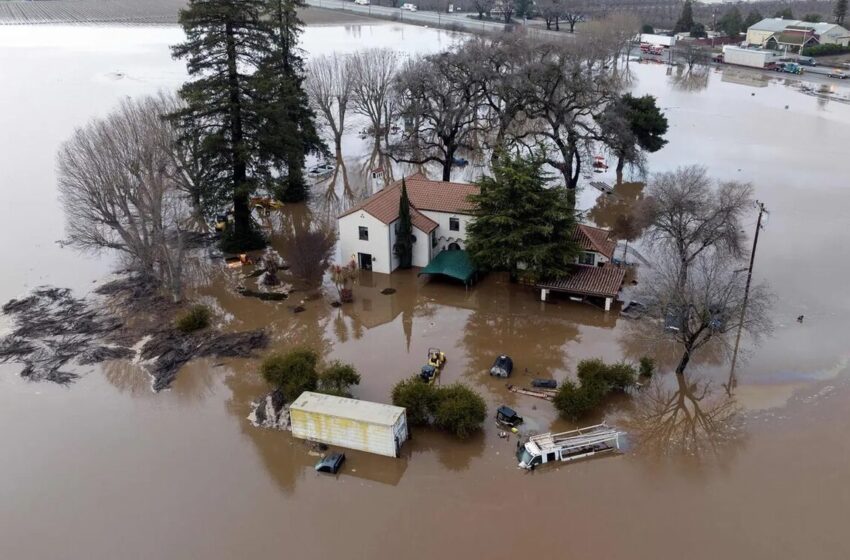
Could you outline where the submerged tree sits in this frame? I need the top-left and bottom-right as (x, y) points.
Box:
(393, 180), (414, 269)
(674, 0), (694, 33)
(171, 0), (268, 251)
(58, 95), (194, 301)
(599, 93), (668, 184)
(305, 53), (353, 158)
(350, 48), (400, 142)
(466, 152), (579, 282)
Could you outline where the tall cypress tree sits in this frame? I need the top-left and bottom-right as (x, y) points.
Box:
(171, 0), (268, 251)
(256, 0), (324, 203)
(836, 0), (848, 25)
(674, 0), (695, 33)
(394, 180), (414, 269)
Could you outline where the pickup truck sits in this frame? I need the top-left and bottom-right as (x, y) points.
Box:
(828, 70), (847, 79)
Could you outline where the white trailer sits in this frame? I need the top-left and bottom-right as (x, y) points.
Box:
(289, 392), (408, 458)
(640, 33), (676, 47)
(721, 45), (779, 69)
(517, 423), (624, 469)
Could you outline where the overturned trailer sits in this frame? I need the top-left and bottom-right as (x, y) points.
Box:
(289, 392), (409, 458)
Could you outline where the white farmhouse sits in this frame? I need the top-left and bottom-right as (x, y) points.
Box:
(337, 173), (478, 274)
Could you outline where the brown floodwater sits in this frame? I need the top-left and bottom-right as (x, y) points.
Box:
(2, 23), (850, 560)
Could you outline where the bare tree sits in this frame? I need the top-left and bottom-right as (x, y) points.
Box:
(471, 0), (495, 18)
(392, 46), (485, 181)
(641, 166), (753, 288)
(306, 54), (353, 158)
(538, 0), (565, 30)
(286, 227), (336, 286)
(679, 43), (711, 72)
(58, 94), (195, 301)
(350, 48), (400, 142)
(494, 0), (514, 22)
(561, 0), (585, 32)
(637, 249), (773, 375)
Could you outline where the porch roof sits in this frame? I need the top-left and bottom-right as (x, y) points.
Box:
(537, 264), (626, 299)
(418, 250), (477, 285)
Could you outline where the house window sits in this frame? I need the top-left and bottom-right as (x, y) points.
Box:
(579, 252), (595, 266)
(359, 226), (369, 241)
(449, 217), (460, 231)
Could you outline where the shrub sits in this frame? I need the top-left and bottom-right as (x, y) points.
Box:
(260, 348), (319, 401)
(432, 384), (487, 439)
(576, 358), (637, 392)
(317, 361), (361, 397)
(802, 44), (850, 57)
(553, 377), (609, 421)
(175, 304), (211, 333)
(641, 24), (655, 34)
(219, 221), (267, 253)
(639, 356), (656, 379)
(391, 377), (438, 426)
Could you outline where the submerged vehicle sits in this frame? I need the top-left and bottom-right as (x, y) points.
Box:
(531, 379), (557, 389)
(420, 364), (438, 384)
(427, 347), (446, 369)
(307, 163), (334, 178)
(496, 405), (523, 427)
(517, 424), (624, 469)
(489, 355), (514, 378)
(315, 452), (346, 474)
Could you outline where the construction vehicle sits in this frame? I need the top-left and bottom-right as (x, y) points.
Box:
(516, 424), (624, 469)
(420, 348), (446, 384)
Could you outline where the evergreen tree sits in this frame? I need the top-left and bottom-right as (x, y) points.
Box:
(674, 0), (695, 33)
(466, 152), (579, 283)
(836, 0), (847, 25)
(256, 0), (324, 203)
(171, 0), (268, 251)
(743, 9), (763, 29)
(393, 180), (414, 269)
(718, 7), (743, 38)
(774, 8), (794, 19)
(599, 94), (668, 184)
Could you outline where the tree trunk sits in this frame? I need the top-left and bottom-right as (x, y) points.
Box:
(616, 155), (625, 185)
(225, 23), (250, 240)
(675, 350), (691, 375)
(443, 145), (455, 181)
(555, 18), (559, 31)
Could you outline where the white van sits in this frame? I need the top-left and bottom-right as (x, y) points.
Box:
(354, 0), (369, 5)
(401, 3), (418, 10)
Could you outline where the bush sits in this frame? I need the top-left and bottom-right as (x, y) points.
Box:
(219, 222), (266, 253)
(390, 378), (487, 437)
(432, 384), (487, 439)
(260, 348), (319, 401)
(175, 304), (211, 333)
(641, 24), (655, 34)
(553, 378), (608, 421)
(391, 377), (438, 426)
(639, 356), (656, 379)
(802, 43), (850, 57)
(317, 361), (361, 397)
(576, 358), (636, 392)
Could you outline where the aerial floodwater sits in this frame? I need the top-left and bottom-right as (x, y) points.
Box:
(1, 14), (850, 560)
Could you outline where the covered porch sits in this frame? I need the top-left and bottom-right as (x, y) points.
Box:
(417, 249), (478, 286)
(536, 265), (626, 311)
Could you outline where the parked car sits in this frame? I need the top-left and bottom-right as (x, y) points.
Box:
(315, 452), (345, 474)
(531, 379), (557, 389)
(797, 56), (817, 67)
(496, 405), (523, 427)
(307, 163), (334, 178)
(828, 70), (847, 79)
(401, 3), (417, 10)
(489, 355), (514, 378)
(354, 0), (370, 4)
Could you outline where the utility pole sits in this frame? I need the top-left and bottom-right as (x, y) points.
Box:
(727, 200), (768, 395)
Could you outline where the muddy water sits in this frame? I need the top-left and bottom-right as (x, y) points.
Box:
(2, 24), (850, 560)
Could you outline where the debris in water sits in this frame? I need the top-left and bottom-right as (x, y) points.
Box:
(380, 288), (396, 295)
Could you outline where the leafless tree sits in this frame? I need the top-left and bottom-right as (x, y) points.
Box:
(286, 227), (336, 286)
(538, 0), (565, 30)
(392, 46), (485, 181)
(679, 43), (712, 72)
(636, 249), (773, 375)
(561, 0), (585, 32)
(641, 165), (753, 288)
(58, 94), (196, 302)
(306, 54), (353, 158)
(494, 0), (514, 22)
(471, 0), (495, 18)
(350, 48), (400, 143)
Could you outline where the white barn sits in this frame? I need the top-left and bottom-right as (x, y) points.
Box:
(746, 18), (850, 48)
(337, 173), (478, 274)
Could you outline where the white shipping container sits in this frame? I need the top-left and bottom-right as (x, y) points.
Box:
(640, 33), (676, 47)
(722, 45), (778, 68)
(289, 392), (409, 458)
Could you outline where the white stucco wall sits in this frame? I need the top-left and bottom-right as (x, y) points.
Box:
(421, 211), (474, 252)
(745, 29), (775, 46)
(338, 211), (392, 274)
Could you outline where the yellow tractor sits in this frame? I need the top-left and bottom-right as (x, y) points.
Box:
(427, 347), (446, 369)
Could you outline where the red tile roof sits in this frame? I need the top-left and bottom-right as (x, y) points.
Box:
(537, 264), (626, 299)
(339, 173), (478, 231)
(573, 224), (617, 259)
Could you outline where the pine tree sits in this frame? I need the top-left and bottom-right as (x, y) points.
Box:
(743, 9), (763, 29)
(836, 0), (848, 25)
(674, 0), (695, 33)
(171, 0), (268, 251)
(393, 180), (414, 269)
(256, 0), (324, 203)
(466, 152), (579, 283)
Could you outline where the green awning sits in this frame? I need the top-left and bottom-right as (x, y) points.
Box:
(418, 250), (477, 285)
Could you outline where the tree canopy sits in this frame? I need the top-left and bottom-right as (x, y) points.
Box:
(393, 180), (414, 269)
(466, 152), (579, 283)
(599, 93), (668, 183)
(718, 7), (744, 37)
(674, 0), (695, 32)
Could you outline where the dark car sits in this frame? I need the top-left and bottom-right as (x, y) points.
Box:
(531, 379), (557, 389)
(315, 452), (345, 474)
(489, 355), (514, 378)
(496, 405), (523, 427)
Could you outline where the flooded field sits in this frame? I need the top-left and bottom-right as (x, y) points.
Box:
(2, 22), (850, 560)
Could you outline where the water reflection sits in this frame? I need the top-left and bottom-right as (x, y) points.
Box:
(626, 373), (744, 465)
(670, 65), (710, 92)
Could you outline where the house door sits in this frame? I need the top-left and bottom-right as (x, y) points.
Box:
(358, 252), (373, 271)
